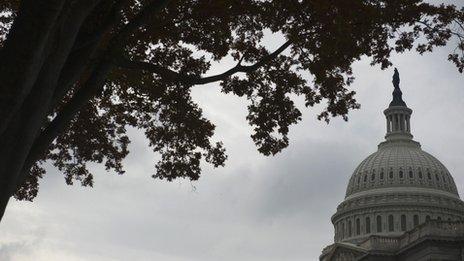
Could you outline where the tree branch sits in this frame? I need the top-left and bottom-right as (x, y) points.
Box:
(18, 62), (112, 188)
(116, 40), (292, 85)
(416, 20), (464, 41)
(49, 0), (127, 113)
(22, 0), (172, 176)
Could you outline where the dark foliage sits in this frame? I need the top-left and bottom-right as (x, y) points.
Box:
(0, 0), (462, 205)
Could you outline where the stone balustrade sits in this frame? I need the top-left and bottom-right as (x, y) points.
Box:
(358, 220), (464, 252)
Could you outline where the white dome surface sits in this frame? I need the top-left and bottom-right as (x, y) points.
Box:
(345, 140), (459, 199)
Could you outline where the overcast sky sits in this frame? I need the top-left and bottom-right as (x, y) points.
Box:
(1, 2), (464, 261)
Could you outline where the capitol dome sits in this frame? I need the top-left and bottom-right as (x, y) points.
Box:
(345, 142), (459, 198)
(331, 69), (464, 244)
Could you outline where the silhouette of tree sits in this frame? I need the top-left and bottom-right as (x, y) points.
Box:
(0, 0), (463, 220)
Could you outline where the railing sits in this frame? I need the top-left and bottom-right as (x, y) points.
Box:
(360, 236), (400, 250)
(359, 220), (464, 251)
(399, 220), (464, 247)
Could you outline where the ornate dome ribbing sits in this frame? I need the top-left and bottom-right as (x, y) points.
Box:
(331, 69), (464, 244)
(345, 143), (459, 198)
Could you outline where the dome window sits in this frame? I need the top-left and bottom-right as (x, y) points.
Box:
(418, 171), (423, 179)
(366, 217), (371, 234)
(413, 215), (419, 227)
(371, 173), (375, 181)
(399, 170), (404, 179)
(348, 220), (352, 237)
(340, 222), (345, 239)
(356, 218), (360, 235)
(364, 175), (367, 182)
(435, 174), (439, 181)
(389, 171), (393, 179)
(409, 170), (413, 178)
(401, 215), (407, 231)
(427, 172), (431, 180)
(388, 215), (394, 232)
(376, 216), (382, 232)
(357, 176), (360, 184)
(380, 171), (384, 180)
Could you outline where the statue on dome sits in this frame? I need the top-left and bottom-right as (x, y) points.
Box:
(389, 67), (406, 107)
(392, 68), (400, 89)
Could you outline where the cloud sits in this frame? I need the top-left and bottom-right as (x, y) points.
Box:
(0, 241), (28, 261)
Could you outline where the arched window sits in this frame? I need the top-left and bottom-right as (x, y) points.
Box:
(380, 171), (384, 180)
(401, 215), (406, 231)
(366, 217), (371, 234)
(348, 220), (352, 237)
(399, 170), (404, 179)
(371, 173), (375, 181)
(409, 170), (413, 178)
(426, 215), (431, 222)
(437, 216), (442, 221)
(356, 218), (361, 235)
(364, 175), (367, 182)
(435, 174), (439, 181)
(413, 215), (419, 227)
(389, 171), (393, 179)
(418, 171), (423, 179)
(427, 172), (432, 180)
(377, 216), (382, 232)
(357, 176), (360, 184)
(388, 215), (394, 232)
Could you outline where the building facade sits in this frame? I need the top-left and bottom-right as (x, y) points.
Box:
(320, 69), (464, 261)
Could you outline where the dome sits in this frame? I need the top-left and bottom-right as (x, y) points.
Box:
(331, 69), (464, 244)
(345, 140), (459, 198)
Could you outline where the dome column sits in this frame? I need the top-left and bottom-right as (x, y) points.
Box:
(384, 107), (413, 140)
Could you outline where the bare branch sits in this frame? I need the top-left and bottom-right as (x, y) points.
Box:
(116, 40), (292, 85)
(416, 20), (464, 40)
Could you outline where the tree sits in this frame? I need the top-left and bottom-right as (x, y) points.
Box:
(0, 0), (463, 221)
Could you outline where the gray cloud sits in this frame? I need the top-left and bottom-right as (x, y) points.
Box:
(0, 242), (29, 261)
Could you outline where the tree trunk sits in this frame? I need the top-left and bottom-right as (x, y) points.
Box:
(0, 0), (98, 221)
